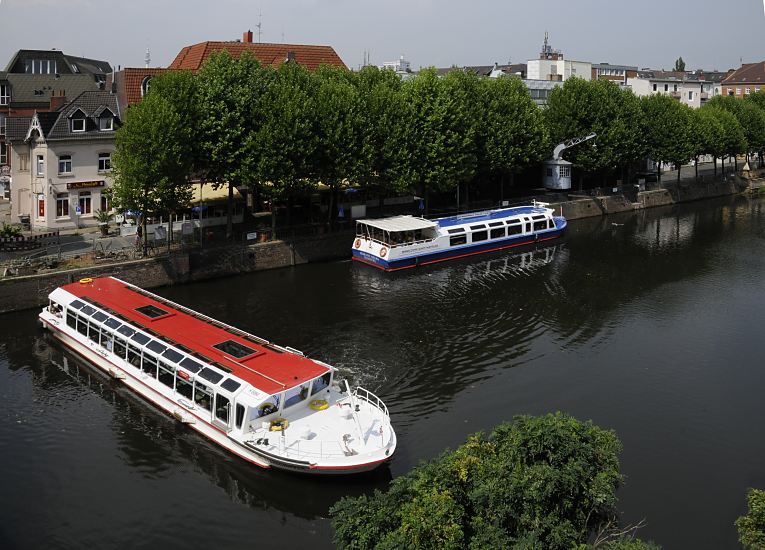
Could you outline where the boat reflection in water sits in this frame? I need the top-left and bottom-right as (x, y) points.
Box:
(45, 343), (393, 519)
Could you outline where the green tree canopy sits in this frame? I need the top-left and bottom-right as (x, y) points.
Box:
(737, 488), (765, 550)
(640, 94), (695, 181)
(479, 75), (549, 198)
(391, 68), (476, 207)
(111, 91), (194, 247)
(674, 57), (686, 72)
(545, 78), (645, 183)
(196, 51), (270, 237)
(331, 412), (624, 550)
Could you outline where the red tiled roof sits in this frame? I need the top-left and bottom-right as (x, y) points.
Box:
(722, 62), (765, 85)
(169, 41), (346, 72)
(118, 67), (170, 106)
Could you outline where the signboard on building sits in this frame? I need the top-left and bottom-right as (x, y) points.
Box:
(66, 180), (105, 190)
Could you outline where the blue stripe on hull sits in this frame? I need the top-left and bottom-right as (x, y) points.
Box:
(352, 226), (565, 272)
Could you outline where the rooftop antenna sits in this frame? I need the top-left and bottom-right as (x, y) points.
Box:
(256, 11), (263, 43)
(145, 46), (151, 68)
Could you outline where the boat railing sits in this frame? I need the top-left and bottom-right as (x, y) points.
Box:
(353, 386), (390, 419)
(360, 236), (435, 249)
(249, 433), (389, 461)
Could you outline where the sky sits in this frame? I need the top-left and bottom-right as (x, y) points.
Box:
(0, 0), (763, 73)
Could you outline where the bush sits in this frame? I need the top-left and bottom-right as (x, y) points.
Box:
(331, 412), (625, 550)
(737, 488), (765, 550)
(0, 223), (22, 238)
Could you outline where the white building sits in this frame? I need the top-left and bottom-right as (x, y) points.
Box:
(627, 70), (724, 108)
(526, 33), (591, 82)
(7, 90), (118, 230)
(382, 55), (411, 74)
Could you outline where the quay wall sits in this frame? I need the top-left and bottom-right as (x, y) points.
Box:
(2, 174), (764, 314)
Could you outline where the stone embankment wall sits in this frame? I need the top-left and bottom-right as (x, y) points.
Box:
(2, 174), (764, 314)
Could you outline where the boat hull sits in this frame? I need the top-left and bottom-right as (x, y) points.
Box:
(40, 315), (393, 475)
(353, 222), (566, 272)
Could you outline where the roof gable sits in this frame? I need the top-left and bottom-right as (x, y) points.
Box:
(723, 62), (765, 85)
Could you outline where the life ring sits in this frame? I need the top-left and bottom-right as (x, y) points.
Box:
(79, 277), (93, 284)
(269, 418), (289, 431)
(310, 399), (329, 411)
(380, 247), (387, 258)
(354, 238), (361, 249)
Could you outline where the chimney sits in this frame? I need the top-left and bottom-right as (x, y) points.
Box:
(49, 90), (67, 111)
(286, 51), (296, 63)
(243, 30), (253, 44)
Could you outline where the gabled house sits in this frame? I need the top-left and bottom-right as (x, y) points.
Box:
(0, 49), (110, 180)
(721, 62), (765, 98)
(6, 90), (120, 230)
(627, 70), (726, 108)
(169, 30), (347, 71)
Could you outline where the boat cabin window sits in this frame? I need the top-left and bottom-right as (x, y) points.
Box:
(490, 227), (506, 239)
(447, 228), (464, 235)
(127, 344), (142, 368)
(450, 234), (467, 246)
(284, 384), (309, 409)
(69, 300), (85, 310)
(256, 396), (280, 417)
(91, 311), (108, 324)
(162, 348), (183, 364)
(146, 340), (166, 355)
(80, 305), (95, 316)
(311, 371), (332, 396)
(89, 325), (101, 344)
(113, 337), (127, 359)
(66, 310), (77, 329)
(235, 403), (245, 429)
(548, 219), (555, 229)
(180, 357), (203, 373)
(533, 220), (547, 231)
(131, 332), (150, 346)
(213, 339), (256, 359)
(104, 318), (121, 331)
(158, 361), (175, 389)
(221, 378), (241, 393)
(76, 316), (89, 337)
(135, 304), (169, 319)
(198, 367), (224, 385)
(101, 331), (114, 353)
(470, 224), (486, 231)
(176, 376), (193, 400)
(117, 325), (136, 338)
(194, 382), (212, 411)
(142, 354), (158, 378)
(215, 394), (230, 424)
(471, 230), (488, 243)
(507, 223), (523, 236)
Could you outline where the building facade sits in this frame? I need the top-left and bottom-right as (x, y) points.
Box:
(721, 62), (765, 98)
(591, 63), (638, 85)
(7, 90), (119, 230)
(627, 70), (724, 108)
(526, 34), (591, 82)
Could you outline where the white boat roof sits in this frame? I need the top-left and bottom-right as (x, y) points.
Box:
(359, 216), (437, 232)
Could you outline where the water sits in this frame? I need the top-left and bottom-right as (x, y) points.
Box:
(2, 195), (764, 549)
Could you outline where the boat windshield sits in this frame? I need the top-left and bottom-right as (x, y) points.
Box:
(356, 222), (436, 246)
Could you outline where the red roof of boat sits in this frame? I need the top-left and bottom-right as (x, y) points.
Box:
(62, 277), (327, 395)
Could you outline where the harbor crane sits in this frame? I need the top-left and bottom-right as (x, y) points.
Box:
(552, 132), (597, 160)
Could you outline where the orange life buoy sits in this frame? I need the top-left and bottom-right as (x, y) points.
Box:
(354, 238), (361, 249)
(380, 247), (387, 258)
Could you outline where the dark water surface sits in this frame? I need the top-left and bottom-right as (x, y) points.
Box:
(2, 195), (764, 549)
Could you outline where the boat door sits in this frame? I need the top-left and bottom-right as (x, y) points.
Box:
(213, 389), (234, 432)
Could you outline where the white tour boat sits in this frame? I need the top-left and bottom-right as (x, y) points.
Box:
(39, 277), (396, 474)
(352, 203), (566, 271)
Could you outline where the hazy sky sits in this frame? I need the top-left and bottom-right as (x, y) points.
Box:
(0, 0), (763, 73)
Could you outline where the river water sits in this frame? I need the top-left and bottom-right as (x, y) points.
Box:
(1, 195), (764, 549)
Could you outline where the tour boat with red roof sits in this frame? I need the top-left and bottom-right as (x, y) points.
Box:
(39, 277), (396, 474)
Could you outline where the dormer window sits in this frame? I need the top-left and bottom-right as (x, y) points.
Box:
(99, 116), (113, 131)
(140, 76), (152, 97)
(69, 108), (87, 132)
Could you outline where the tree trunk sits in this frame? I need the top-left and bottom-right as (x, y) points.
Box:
(734, 155), (738, 172)
(677, 162), (681, 184)
(713, 156), (717, 177)
(142, 216), (148, 256)
(226, 182), (234, 241)
(167, 212), (173, 255)
(694, 157), (698, 181)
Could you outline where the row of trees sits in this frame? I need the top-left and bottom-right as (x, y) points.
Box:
(111, 55), (765, 242)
